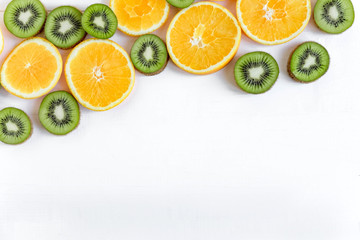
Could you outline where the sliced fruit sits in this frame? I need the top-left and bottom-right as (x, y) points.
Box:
(82, 3), (118, 39)
(166, 0), (194, 8)
(44, 6), (86, 49)
(236, 0), (311, 45)
(109, 0), (169, 36)
(0, 37), (62, 99)
(65, 39), (135, 111)
(39, 91), (80, 135)
(4, 0), (47, 38)
(288, 42), (330, 83)
(0, 107), (32, 145)
(131, 34), (168, 75)
(166, 1), (241, 74)
(0, 27), (4, 56)
(314, 0), (355, 34)
(234, 51), (279, 94)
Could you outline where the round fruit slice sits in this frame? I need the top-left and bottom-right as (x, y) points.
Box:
(288, 42), (330, 83)
(234, 52), (279, 94)
(166, 0), (194, 8)
(314, 0), (355, 34)
(109, 0), (169, 36)
(236, 0), (311, 45)
(0, 27), (4, 56)
(0, 107), (32, 145)
(4, 0), (47, 38)
(65, 39), (135, 111)
(0, 37), (62, 99)
(39, 91), (80, 135)
(166, 2), (241, 74)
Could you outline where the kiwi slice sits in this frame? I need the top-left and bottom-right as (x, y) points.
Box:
(288, 42), (330, 83)
(44, 6), (86, 49)
(166, 0), (194, 8)
(4, 0), (47, 38)
(38, 91), (80, 135)
(314, 0), (355, 34)
(131, 34), (168, 75)
(234, 52), (279, 94)
(0, 107), (32, 145)
(82, 4), (117, 39)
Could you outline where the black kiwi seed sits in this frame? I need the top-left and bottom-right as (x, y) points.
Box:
(288, 41), (330, 83)
(314, 0), (355, 34)
(38, 91), (80, 135)
(0, 107), (32, 145)
(131, 34), (169, 76)
(44, 6), (86, 49)
(234, 51), (279, 94)
(82, 3), (118, 39)
(4, 0), (47, 38)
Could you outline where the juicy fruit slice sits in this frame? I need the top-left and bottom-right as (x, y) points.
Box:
(314, 0), (355, 34)
(65, 39), (135, 111)
(0, 37), (62, 99)
(4, 0), (47, 38)
(166, 0), (194, 8)
(288, 42), (330, 83)
(234, 52), (279, 94)
(39, 91), (80, 135)
(82, 3), (118, 39)
(131, 34), (168, 75)
(0, 107), (32, 145)
(45, 6), (86, 49)
(236, 0), (311, 45)
(166, 2), (241, 74)
(110, 0), (169, 36)
(0, 27), (4, 56)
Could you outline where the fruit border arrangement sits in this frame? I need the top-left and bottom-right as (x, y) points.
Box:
(0, 0), (355, 144)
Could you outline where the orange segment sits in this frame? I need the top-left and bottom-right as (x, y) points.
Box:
(236, 0), (311, 45)
(65, 39), (135, 111)
(166, 2), (241, 74)
(110, 0), (169, 36)
(0, 37), (62, 99)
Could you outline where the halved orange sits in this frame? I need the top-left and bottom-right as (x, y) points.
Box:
(236, 0), (311, 45)
(109, 0), (169, 36)
(166, 1), (241, 74)
(65, 39), (135, 111)
(0, 37), (62, 99)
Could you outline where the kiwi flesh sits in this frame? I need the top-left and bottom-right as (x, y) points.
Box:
(166, 0), (194, 8)
(0, 107), (32, 145)
(4, 0), (47, 38)
(38, 91), (80, 135)
(234, 52), (279, 94)
(45, 6), (86, 49)
(131, 34), (168, 75)
(82, 4), (118, 39)
(288, 42), (330, 83)
(314, 0), (355, 34)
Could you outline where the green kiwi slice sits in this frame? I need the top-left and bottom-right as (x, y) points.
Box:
(4, 0), (47, 38)
(234, 52), (279, 94)
(288, 42), (330, 83)
(82, 4), (118, 39)
(0, 107), (32, 145)
(39, 91), (80, 135)
(131, 34), (168, 75)
(166, 0), (194, 8)
(314, 0), (355, 34)
(44, 6), (86, 49)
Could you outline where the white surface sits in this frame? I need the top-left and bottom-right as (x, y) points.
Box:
(0, 1), (360, 239)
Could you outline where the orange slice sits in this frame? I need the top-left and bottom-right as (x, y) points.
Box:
(109, 0), (169, 36)
(0, 28), (4, 56)
(236, 0), (311, 45)
(65, 39), (135, 111)
(0, 37), (62, 99)
(166, 2), (241, 74)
